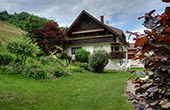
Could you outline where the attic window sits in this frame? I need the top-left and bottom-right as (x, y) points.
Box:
(88, 21), (91, 24)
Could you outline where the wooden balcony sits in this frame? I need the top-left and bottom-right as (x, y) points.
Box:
(110, 52), (124, 59)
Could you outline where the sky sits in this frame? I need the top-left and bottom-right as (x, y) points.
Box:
(0, 0), (169, 42)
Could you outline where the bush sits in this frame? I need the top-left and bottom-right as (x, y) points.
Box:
(23, 65), (51, 80)
(73, 62), (90, 71)
(67, 66), (84, 73)
(60, 52), (71, 61)
(7, 36), (40, 64)
(1, 56), (69, 80)
(50, 64), (69, 77)
(89, 49), (109, 72)
(40, 57), (49, 65)
(1, 62), (24, 74)
(37, 50), (46, 57)
(75, 48), (90, 63)
(0, 52), (14, 66)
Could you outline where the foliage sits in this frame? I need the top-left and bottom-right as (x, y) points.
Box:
(89, 49), (109, 72)
(1, 62), (25, 75)
(0, 52), (14, 66)
(51, 65), (69, 77)
(127, 1), (170, 109)
(0, 11), (31, 30)
(60, 26), (69, 31)
(24, 15), (50, 36)
(0, 20), (26, 53)
(7, 36), (40, 64)
(33, 22), (68, 55)
(0, 10), (9, 21)
(60, 51), (72, 61)
(1, 56), (70, 80)
(75, 48), (90, 63)
(23, 64), (52, 80)
(36, 50), (46, 58)
(67, 66), (84, 73)
(0, 10), (51, 31)
(73, 62), (90, 71)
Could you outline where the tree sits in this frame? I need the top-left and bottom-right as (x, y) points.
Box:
(60, 26), (69, 31)
(0, 10), (9, 21)
(126, 0), (170, 109)
(33, 22), (68, 55)
(24, 15), (50, 36)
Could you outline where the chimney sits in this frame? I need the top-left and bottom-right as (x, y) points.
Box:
(100, 15), (104, 24)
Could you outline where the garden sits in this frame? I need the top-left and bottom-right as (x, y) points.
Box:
(0, 0), (170, 110)
(0, 34), (136, 109)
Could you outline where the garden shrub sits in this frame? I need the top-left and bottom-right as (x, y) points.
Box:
(23, 65), (51, 80)
(1, 62), (24, 74)
(51, 64), (69, 77)
(7, 35), (40, 64)
(40, 57), (49, 65)
(67, 66), (84, 73)
(0, 52), (14, 66)
(1, 56), (69, 80)
(73, 62), (90, 71)
(89, 49), (109, 72)
(36, 50), (46, 57)
(60, 51), (71, 62)
(75, 48), (90, 63)
(126, 1), (170, 109)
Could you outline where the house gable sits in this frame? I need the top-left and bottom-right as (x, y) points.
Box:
(72, 15), (103, 32)
(66, 10), (128, 45)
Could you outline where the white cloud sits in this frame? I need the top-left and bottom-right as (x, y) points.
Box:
(0, 0), (168, 30)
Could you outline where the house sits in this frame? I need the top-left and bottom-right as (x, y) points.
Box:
(65, 10), (129, 70)
(128, 43), (137, 59)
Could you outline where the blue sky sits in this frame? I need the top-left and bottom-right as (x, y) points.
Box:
(0, 0), (169, 42)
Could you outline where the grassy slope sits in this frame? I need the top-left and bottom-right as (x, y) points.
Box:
(0, 20), (26, 52)
(0, 70), (134, 110)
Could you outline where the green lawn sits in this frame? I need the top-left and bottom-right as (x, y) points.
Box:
(0, 70), (135, 110)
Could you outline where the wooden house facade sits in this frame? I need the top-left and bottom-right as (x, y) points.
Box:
(65, 10), (128, 69)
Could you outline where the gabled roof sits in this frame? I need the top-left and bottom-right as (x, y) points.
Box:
(66, 10), (128, 45)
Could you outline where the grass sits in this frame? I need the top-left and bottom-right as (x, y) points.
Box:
(0, 20), (26, 53)
(0, 69), (136, 110)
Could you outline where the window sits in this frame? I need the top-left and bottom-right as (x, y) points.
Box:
(71, 47), (81, 54)
(111, 45), (119, 51)
(115, 47), (119, 51)
(113, 37), (116, 42)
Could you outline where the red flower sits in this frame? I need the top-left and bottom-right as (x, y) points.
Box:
(130, 70), (136, 73)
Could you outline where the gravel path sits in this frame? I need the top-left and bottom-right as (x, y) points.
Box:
(126, 80), (135, 94)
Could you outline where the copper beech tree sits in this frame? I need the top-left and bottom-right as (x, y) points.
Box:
(33, 22), (68, 55)
(126, 0), (170, 110)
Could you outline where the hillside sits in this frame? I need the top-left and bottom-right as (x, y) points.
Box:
(0, 20), (26, 52)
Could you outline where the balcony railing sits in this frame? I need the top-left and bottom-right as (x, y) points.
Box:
(110, 52), (124, 59)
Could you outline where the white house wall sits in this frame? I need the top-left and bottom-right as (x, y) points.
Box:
(105, 59), (121, 70)
(66, 42), (127, 70)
